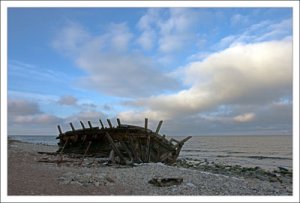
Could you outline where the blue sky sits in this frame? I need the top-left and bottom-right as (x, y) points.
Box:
(7, 8), (293, 136)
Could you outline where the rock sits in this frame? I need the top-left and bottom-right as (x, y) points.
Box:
(186, 182), (196, 188)
(148, 177), (183, 187)
(105, 176), (115, 183)
(278, 167), (288, 172)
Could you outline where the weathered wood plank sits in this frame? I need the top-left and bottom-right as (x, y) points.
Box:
(155, 120), (163, 134)
(146, 134), (151, 162)
(179, 136), (192, 144)
(121, 142), (133, 162)
(169, 138), (180, 144)
(145, 118), (148, 130)
(128, 134), (142, 163)
(88, 121), (93, 129)
(107, 119), (113, 128)
(104, 132), (126, 164)
(80, 121), (85, 129)
(117, 118), (121, 127)
(57, 125), (63, 134)
(69, 122), (75, 131)
(99, 119), (104, 129)
(80, 141), (92, 165)
(60, 138), (69, 154)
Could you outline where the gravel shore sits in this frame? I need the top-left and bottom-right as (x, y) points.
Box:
(7, 139), (292, 195)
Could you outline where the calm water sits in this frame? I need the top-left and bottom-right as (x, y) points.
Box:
(9, 135), (292, 170)
(9, 135), (58, 146)
(176, 135), (292, 170)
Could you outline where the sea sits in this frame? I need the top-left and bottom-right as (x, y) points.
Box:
(9, 135), (292, 171)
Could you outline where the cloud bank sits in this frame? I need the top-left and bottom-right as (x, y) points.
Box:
(120, 39), (292, 119)
(53, 21), (180, 98)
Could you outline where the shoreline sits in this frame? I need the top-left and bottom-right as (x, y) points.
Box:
(7, 139), (292, 195)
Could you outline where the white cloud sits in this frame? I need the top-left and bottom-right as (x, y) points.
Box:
(213, 18), (292, 51)
(137, 8), (160, 50)
(7, 98), (108, 135)
(76, 52), (179, 97)
(52, 22), (90, 56)
(137, 8), (200, 53)
(158, 8), (198, 53)
(119, 39), (292, 124)
(231, 14), (249, 26)
(105, 22), (133, 51)
(53, 20), (180, 98)
(8, 100), (41, 116)
(137, 30), (155, 50)
(8, 99), (63, 135)
(233, 113), (255, 123)
(13, 114), (62, 125)
(57, 95), (78, 106)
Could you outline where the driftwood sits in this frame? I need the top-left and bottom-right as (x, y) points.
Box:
(56, 118), (192, 165)
(148, 177), (183, 187)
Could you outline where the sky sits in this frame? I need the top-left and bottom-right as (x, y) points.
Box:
(7, 7), (293, 136)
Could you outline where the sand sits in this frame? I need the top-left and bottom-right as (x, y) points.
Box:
(7, 139), (292, 196)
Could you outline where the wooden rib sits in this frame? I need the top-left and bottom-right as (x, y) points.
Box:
(169, 138), (180, 144)
(57, 125), (63, 134)
(146, 134), (151, 162)
(121, 142), (133, 162)
(178, 136), (192, 145)
(145, 118), (148, 130)
(99, 119), (104, 129)
(88, 121), (93, 129)
(82, 134), (87, 143)
(80, 141), (92, 165)
(117, 118), (121, 127)
(107, 119), (113, 128)
(104, 132), (125, 164)
(155, 120), (163, 134)
(159, 152), (172, 163)
(69, 122), (75, 131)
(128, 134), (142, 163)
(80, 121), (85, 129)
(60, 138), (69, 154)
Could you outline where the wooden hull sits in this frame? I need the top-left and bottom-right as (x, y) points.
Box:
(57, 119), (191, 165)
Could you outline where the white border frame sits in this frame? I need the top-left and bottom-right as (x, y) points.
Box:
(1, 1), (299, 202)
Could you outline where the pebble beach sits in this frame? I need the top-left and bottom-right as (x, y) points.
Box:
(7, 139), (292, 196)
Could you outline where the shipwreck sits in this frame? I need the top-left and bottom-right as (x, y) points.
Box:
(56, 118), (191, 165)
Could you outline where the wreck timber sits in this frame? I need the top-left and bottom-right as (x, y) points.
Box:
(56, 118), (191, 165)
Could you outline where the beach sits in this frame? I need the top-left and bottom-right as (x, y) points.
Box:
(8, 139), (292, 196)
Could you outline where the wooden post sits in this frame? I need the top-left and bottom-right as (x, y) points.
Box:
(146, 134), (151, 162)
(57, 125), (63, 134)
(104, 132), (125, 164)
(80, 141), (92, 165)
(169, 138), (180, 145)
(121, 142), (133, 162)
(145, 118), (148, 130)
(128, 134), (142, 163)
(107, 119), (113, 128)
(69, 122), (75, 131)
(117, 118), (121, 127)
(99, 119), (104, 129)
(136, 135), (143, 162)
(82, 134), (87, 143)
(88, 121), (93, 129)
(57, 138), (69, 165)
(80, 121), (85, 129)
(155, 120), (163, 134)
(60, 138), (69, 154)
(178, 136), (192, 145)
